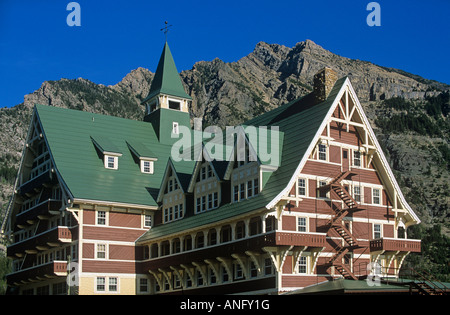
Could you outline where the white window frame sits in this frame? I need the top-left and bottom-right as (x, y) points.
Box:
(96, 211), (107, 226)
(104, 155), (118, 170)
(144, 214), (152, 228)
(96, 277), (106, 292)
(373, 224), (382, 239)
(96, 243), (107, 259)
(318, 144), (327, 161)
(172, 122), (179, 135)
(372, 188), (381, 205)
(109, 277), (118, 292)
(297, 217), (308, 232)
(298, 256), (308, 274)
(353, 150), (361, 167)
(139, 278), (149, 294)
(234, 262), (244, 280)
(298, 178), (307, 197)
(140, 160), (154, 174)
(353, 185), (362, 203)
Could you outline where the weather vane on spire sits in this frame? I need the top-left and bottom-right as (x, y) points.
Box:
(161, 21), (172, 42)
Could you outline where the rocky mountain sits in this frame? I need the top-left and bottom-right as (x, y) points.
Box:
(0, 40), (449, 237)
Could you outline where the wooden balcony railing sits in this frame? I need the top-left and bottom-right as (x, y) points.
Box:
(7, 260), (68, 285)
(370, 238), (421, 253)
(264, 231), (327, 248)
(8, 226), (74, 258)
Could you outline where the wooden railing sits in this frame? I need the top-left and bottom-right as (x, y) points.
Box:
(265, 231), (327, 248)
(370, 238), (421, 253)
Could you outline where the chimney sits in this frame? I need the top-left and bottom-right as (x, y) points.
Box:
(313, 67), (338, 103)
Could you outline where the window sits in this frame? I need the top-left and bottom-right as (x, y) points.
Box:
(109, 278), (118, 292)
(209, 268), (217, 284)
(234, 263), (244, 280)
(264, 258), (274, 275)
(298, 256), (307, 274)
(318, 144), (327, 161)
(169, 100), (181, 110)
(318, 181), (327, 198)
(374, 224), (382, 239)
(201, 166), (206, 180)
(175, 204), (183, 219)
(144, 215), (152, 227)
(97, 244), (106, 259)
(240, 183), (245, 200)
(298, 217), (307, 232)
(298, 178), (306, 196)
(196, 197), (201, 213)
(373, 188), (381, 205)
(353, 186), (361, 202)
(141, 160), (154, 174)
(353, 151), (361, 167)
(197, 270), (204, 286)
(208, 194), (213, 209)
(172, 122), (179, 134)
(213, 192), (218, 208)
(222, 266), (229, 282)
(105, 155), (118, 169)
(97, 277), (106, 292)
(247, 180), (253, 197)
(201, 196), (206, 212)
(97, 211), (106, 225)
(139, 278), (149, 293)
(207, 165), (213, 178)
(254, 178), (259, 196)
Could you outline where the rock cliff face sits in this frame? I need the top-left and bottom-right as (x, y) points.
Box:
(0, 40), (448, 231)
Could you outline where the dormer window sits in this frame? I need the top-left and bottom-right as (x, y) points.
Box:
(141, 160), (154, 174)
(91, 136), (122, 170)
(104, 155), (118, 170)
(126, 140), (157, 174)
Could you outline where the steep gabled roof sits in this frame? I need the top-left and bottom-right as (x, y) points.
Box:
(143, 42), (192, 103)
(34, 104), (192, 208)
(157, 158), (196, 202)
(137, 78), (345, 242)
(138, 75), (420, 243)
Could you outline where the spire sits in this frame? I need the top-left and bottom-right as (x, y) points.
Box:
(143, 42), (191, 103)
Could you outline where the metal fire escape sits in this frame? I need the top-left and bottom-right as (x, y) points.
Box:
(320, 171), (365, 280)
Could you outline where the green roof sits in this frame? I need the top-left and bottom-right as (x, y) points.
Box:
(34, 73), (346, 241)
(284, 279), (411, 295)
(143, 42), (192, 102)
(35, 104), (195, 207)
(137, 78), (347, 242)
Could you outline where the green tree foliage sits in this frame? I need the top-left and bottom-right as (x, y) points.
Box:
(407, 224), (450, 282)
(0, 251), (11, 295)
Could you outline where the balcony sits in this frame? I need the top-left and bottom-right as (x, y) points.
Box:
(370, 238), (421, 253)
(16, 199), (62, 227)
(18, 167), (57, 197)
(264, 231), (326, 248)
(140, 231), (326, 273)
(7, 261), (67, 285)
(8, 226), (75, 258)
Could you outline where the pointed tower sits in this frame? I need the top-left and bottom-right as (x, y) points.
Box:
(143, 42), (192, 144)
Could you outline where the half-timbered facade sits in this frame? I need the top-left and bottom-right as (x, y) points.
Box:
(1, 43), (421, 295)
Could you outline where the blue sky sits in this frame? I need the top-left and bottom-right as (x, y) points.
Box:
(0, 0), (449, 108)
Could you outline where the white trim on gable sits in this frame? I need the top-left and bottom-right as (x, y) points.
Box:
(265, 78), (420, 225)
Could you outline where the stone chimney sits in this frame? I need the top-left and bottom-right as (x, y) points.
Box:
(313, 67), (338, 103)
